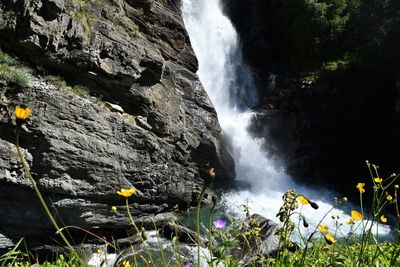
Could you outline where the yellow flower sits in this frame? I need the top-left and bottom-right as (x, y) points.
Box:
(15, 105), (32, 121)
(325, 233), (337, 244)
(97, 248), (103, 254)
(345, 219), (355, 225)
(380, 215), (387, 223)
(117, 188), (136, 198)
(297, 195), (309, 205)
(123, 260), (131, 267)
(386, 195), (393, 201)
(318, 224), (329, 233)
(208, 167), (216, 177)
(356, 183), (365, 193)
(111, 206), (117, 212)
(374, 177), (383, 183)
(351, 210), (363, 221)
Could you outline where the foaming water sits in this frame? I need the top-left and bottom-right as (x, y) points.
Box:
(181, 0), (390, 238)
(88, 231), (212, 267)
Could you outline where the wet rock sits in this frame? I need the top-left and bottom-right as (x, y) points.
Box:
(105, 102), (124, 113)
(161, 221), (208, 246)
(135, 116), (152, 131)
(0, 234), (14, 249)
(240, 214), (281, 257)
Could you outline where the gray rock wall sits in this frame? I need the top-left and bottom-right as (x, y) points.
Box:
(0, 0), (234, 249)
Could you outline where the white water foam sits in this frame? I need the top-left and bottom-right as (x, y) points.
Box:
(181, 0), (390, 239)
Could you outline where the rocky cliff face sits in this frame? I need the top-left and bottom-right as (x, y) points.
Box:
(0, 0), (234, 250)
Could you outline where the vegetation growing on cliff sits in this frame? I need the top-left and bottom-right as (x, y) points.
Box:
(270, 0), (400, 74)
(0, 52), (29, 87)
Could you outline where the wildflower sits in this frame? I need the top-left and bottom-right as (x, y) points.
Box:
(374, 177), (383, 183)
(97, 248), (103, 254)
(351, 210), (363, 220)
(184, 262), (192, 267)
(123, 260), (131, 267)
(318, 224), (329, 233)
(345, 219), (355, 225)
(342, 197), (348, 202)
(15, 104), (32, 123)
(297, 195), (309, 205)
(395, 185), (399, 190)
(208, 167), (215, 177)
(325, 233), (337, 244)
(117, 188), (136, 198)
(204, 166), (216, 187)
(356, 183), (365, 193)
(380, 215), (387, 223)
(111, 206), (117, 212)
(309, 200), (319, 210)
(387, 195), (393, 201)
(213, 219), (227, 230)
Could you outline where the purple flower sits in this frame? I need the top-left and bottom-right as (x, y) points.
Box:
(213, 219), (227, 230)
(184, 262), (192, 267)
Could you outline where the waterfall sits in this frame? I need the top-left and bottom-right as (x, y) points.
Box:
(181, 0), (390, 237)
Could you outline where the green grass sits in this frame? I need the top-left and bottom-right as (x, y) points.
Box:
(0, 56), (29, 88)
(45, 75), (90, 96)
(0, 52), (19, 66)
(9, 71), (29, 87)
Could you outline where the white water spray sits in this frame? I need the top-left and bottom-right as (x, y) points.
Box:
(181, 0), (390, 238)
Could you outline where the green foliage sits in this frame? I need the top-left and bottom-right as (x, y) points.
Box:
(45, 75), (90, 96)
(0, 51), (29, 87)
(0, 239), (30, 267)
(0, 52), (19, 66)
(72, 85), (90, 96)
(270, 0), (357, 70)
(322, 58), (350, 71)
(9, 71), (29, 87)
(0, 63), (12, 77)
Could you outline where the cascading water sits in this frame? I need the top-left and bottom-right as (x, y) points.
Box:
(181, 0), (390, 237)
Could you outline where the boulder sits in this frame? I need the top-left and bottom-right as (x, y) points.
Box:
(238, 214), (281, 258)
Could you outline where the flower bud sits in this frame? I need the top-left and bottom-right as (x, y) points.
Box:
(212, 195), (217, 207)
(310, 201), (319, 210)
(303, 218), (309, 228)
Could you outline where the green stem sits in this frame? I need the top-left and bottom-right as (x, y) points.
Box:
(125, 199), (154, 266)
(15, 129), (83, 265)
(208, 200), (216, 267)
(152, 219), (167, 267)
(196, 187), (206, 267)
(125, 198), (140, 234)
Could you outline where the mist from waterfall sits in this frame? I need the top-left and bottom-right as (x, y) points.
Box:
(181, 0), (390, 237)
